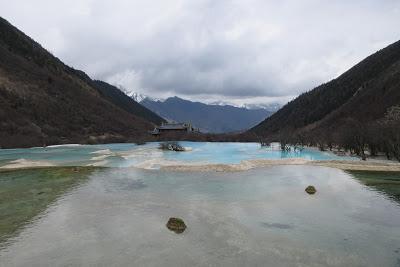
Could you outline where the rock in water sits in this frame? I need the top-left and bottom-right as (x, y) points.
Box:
(166, 217), (187, 233)
(159, 142), (185, 152)
(305, 185), (317, 195)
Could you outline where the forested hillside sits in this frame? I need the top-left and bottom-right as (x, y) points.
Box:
(0, 17), (160, 148)
(92, 80), (165, 125)
(251, 40), (400, 160)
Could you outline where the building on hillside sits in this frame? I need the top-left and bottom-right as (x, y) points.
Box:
(150, 122), (199, 135)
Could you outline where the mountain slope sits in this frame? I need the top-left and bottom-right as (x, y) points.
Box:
(0, 17), (157, 148)
(141, 96), (272, 133)
(92, 80), (165, 125)
(252, 40), (400, 137)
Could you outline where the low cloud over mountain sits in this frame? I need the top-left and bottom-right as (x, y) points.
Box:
(2, 1), (400, 105)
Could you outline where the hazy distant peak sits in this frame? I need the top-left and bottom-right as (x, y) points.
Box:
(140, 95), (273, 133)
(136, 94), (282, 112)
(210, 100), (282, 112)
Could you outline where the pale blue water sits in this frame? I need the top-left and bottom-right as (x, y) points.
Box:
(0, 142), (353, 168)
(164, 142), (351, 163)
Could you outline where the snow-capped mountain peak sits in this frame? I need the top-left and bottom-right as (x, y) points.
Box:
(130, 92), (147, 103)
(128, 92), (165, 103)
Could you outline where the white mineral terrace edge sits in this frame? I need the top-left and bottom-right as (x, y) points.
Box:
(160, 159), (400, 172)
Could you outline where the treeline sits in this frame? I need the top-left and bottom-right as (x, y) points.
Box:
(260, 106), (400, 161)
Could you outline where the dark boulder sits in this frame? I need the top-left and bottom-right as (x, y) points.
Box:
(166, 217), (187, 234)
(305, 185), (317, 195)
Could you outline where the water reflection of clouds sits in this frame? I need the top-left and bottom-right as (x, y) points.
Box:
(1, 165), (400, 266)
(261, 222), (293, 230)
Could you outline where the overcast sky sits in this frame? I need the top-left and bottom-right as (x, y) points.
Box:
(1, 0), (400, 105)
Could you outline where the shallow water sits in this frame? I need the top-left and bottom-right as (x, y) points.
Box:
(0, 142), (353, 169)
(348, 171), (400, 202)
(0, 167), (94, 245)
(0, 165), (399, 267)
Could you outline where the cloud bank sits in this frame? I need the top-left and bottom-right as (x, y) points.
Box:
(1, 0), (400, 104)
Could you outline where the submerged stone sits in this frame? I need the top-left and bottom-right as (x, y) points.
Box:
(159, 142), (185, 152)
(166, 217), (187, 233)
(135, 140), (146, 145)
(305, 185), (317, 195)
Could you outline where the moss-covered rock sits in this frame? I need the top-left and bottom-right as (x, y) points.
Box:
(166, 217), (187, 233)
(305, 185), (317, 195)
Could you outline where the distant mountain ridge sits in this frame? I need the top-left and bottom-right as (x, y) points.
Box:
(251, 39), (400, 138)
(140, 96), (272, 133)
(130, 92), (281, 112)
(0, 17), (163, 148)
(92, 81), (164, 125)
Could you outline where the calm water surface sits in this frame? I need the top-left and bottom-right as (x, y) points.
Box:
(1, 165), (400, 267)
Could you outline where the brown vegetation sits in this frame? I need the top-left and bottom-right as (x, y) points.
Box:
(0, 17), (162, 148)
(258, 106), (400, 161)
(252, 40), (400, 161)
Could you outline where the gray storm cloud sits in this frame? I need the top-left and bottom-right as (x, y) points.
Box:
(1, 0), (400, 104)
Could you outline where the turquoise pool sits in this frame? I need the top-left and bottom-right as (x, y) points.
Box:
(0, 142), (353, 168)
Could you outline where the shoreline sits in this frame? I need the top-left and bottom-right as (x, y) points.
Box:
(161, 158), (400, 172)
(1, 158), (400, 172)
(0, 159), (55, 170)
(310, 160), (400, 172)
